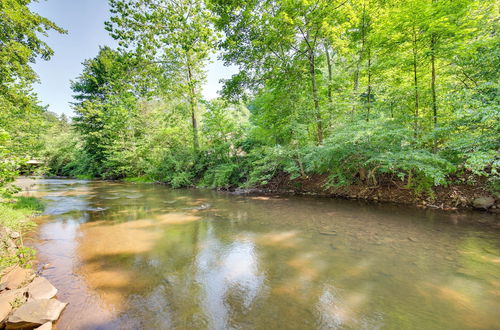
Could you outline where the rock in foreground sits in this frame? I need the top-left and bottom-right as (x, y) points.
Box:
(7, 299), (67, 329)
(26, 277), (57, 300)
(0, 266), (34, 291)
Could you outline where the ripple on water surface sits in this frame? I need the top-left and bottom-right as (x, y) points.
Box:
(26, 179), (500, 330)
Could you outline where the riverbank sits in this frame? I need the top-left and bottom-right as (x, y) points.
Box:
(221, 173), (500, 214)
(41, 173), (500, 213)
(0, 182), (66, 329)
(0, 197), (42, 270)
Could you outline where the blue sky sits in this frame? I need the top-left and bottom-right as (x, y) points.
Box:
(29, 0), (237, 116)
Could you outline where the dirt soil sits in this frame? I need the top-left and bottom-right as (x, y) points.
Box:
(228, 173), (499, 213)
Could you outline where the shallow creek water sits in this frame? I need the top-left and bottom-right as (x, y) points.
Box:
(24, 179), (499, 329)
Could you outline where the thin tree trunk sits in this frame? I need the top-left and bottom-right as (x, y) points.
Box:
(308, 48), (323, 144)
(352, 4), (367, 113)
(187, 63), (199, 152)
(366, 44), (372, 121)
(431, 33), (437, 128)
(324, 42), (333, 104)
(412, 26), (419, 138)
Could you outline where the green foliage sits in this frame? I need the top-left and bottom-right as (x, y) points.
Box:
(0, 196), (43, 270)
(246, 146), (301, 186)
(0, 0), (66, 96)
(369, 150), (455, 193)
(0, 197), (41, 244)
(70, 47), (146, 178)
(107, 0), (217, 151)
(42, 116), (81, 176)
(201, 163), (239, 188)
(36, 0), (499, 199)
(0, 130), (19, 196)
(0, 0), (65, 198)
(122, 177), (153, 183)
(0, 203), (35, 233)
(239, 118), (477, 194)
(464, 151), (498, 176)
(12, 196), (44, 213)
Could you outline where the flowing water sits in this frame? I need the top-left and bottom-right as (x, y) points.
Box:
(24, 179), (499, 329)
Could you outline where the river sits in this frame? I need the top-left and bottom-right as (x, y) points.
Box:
(24, 178), (499, 329)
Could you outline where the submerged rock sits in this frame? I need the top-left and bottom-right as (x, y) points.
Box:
(41, 264), (54, 271)
(473, 196), (495, 209)
(7, 299), (67, 329)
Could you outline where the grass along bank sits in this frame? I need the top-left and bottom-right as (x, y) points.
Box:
(0, 196), (44, 271)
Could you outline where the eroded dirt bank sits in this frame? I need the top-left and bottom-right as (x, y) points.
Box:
(225, 173), (499, 215)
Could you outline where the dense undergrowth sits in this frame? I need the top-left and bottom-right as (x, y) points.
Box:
(42, 108), (499, 200)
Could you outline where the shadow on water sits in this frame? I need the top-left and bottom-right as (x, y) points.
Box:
(26, 179), (500, 329)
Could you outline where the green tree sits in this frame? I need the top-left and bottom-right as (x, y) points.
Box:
(0, 0), (65, 191)
(210, 0), (349, 144)
(0, 0), (65, 99)
(106, 0), (217, 152)
(71, 47), (141, 177)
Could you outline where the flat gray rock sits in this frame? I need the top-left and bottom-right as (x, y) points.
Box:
(0, 286), (28, 322)
(27, 277), (57, 300)
(0, 266), (34, 290)
(7, 299), (67, 328)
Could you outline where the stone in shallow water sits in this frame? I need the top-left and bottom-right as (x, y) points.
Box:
(0, 266), (35, 291)
(7, 299), (67, 328)
(27, 277), (57, 300)
(473, 196), (495, 209)
(42, 264), (53, 271)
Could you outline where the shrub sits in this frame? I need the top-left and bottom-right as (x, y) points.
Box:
(201, 163), (240, 188)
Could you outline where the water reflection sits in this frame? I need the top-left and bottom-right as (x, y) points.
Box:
(195, 227), (265, 329)
(24, 179), (500, 329)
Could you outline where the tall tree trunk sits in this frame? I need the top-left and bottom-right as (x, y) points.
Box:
(366, 44), (372, 121)
(187, 63), (199, 152)
(412, 26), (419, 138)
(308, 48), (323, 144)
(352, 4), (367, 113)
(431, 33), (437, 128)
(324, 42), (333, 104)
